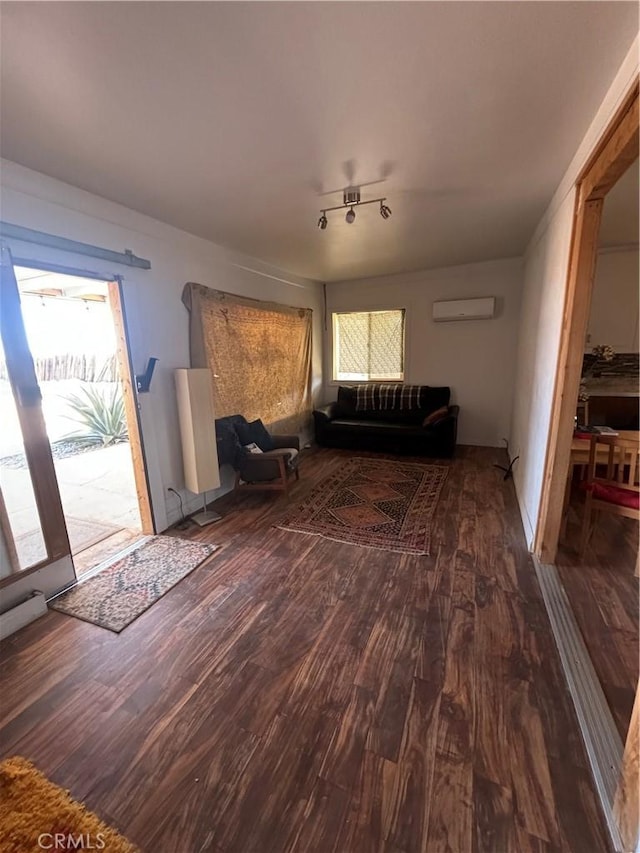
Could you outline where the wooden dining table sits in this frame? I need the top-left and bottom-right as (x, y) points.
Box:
(561, 430), (640, 538)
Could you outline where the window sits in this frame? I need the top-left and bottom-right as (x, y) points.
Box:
(332, 309), (405, 381)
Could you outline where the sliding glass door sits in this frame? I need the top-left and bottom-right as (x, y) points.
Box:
(0, 245), (72, 584)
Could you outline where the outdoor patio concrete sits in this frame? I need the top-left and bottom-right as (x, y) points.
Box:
(1, 442), (140, 565)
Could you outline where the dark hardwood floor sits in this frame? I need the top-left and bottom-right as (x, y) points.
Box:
(557, 489), (639, 741)
(0, 447), (610, 852)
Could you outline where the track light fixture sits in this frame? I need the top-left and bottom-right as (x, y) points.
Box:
(317, 186), (392, 229)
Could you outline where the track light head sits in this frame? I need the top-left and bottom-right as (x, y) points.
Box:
(345, 207), (356, 224)
(318, 213), (328, 230)
(380, 203), (392, 220)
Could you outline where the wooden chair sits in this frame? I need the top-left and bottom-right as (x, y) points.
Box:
(215, 414), (301, 497)
(580, 435), (640, 564)
(233, 434), (301, 496)
(576, 399), (590, 426)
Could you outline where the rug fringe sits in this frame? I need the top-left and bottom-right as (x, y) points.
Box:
(273, 524), (431, 556)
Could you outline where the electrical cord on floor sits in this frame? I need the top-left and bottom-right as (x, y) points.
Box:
(494, 438), (519, 481)
(168, 487), (191, 530)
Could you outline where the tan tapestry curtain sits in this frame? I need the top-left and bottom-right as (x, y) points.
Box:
(182, 282), (312, 433)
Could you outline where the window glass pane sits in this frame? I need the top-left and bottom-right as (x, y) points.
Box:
(369, 311), (404, 378)
(0, 337), (47, 574)
(335, 312), (369, 380)
(333, 310), (404, 381)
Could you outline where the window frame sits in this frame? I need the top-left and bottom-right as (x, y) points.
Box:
(330, 308), (406, 384)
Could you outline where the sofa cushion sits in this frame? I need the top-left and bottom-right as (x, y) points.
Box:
(423, 405), (450, 427)
(336, 385), (357, 417)
(582, 481), (640, 510)
(347, 409), (424, 425)
(331, 418), (403, 429)
(355, 384), (427, 412)
(422, 387), (451, 414)
(336, 384), (450, 420)
(335, 386), (414, 422)
(328, 419), (428, 438)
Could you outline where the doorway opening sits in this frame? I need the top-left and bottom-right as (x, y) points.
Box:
(0, 266), (152, 577)
(555, 158), (638, 742)
(532, 80), (638, 852)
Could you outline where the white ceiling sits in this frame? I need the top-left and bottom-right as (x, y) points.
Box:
(1, 2), (637, 282)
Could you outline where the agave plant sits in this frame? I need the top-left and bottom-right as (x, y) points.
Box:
(62, 384), (128, 447)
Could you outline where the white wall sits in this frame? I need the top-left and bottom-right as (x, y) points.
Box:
(509, 195), (575, 544)
(510, 37), (639, 547)
(0, 160), (324, 531)
(588, 247), (639, 352)
(324, 257), (523, 447)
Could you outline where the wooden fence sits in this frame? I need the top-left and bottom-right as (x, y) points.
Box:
(0, 353), (118, 383)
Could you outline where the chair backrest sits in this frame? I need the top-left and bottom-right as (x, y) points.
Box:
(214, 414), (248, 467)
(587, 434), (640, 489)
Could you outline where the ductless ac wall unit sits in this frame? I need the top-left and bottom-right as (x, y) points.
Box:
(432, 296), (495, 322)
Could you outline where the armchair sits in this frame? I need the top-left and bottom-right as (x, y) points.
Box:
(215, 414), (300, 495)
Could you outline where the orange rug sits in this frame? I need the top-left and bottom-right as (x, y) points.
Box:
(0, 756), (137, 852)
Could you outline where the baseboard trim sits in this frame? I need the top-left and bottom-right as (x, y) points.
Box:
(0, 555), (75, 612)
(0, 590), (47, 640)
(532, 556), (624, 852)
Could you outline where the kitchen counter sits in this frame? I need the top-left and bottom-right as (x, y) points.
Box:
(582, 377), (639, 397)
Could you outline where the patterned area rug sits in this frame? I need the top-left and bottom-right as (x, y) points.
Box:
(50, 535), (218, 632)
(276, 457), (448, 555)
(0, 756), (138, 853)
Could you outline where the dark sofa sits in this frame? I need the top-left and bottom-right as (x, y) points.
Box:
(313, 384), (459, 457)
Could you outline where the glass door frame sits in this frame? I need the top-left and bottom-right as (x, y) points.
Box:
(0, 245), (72, 586)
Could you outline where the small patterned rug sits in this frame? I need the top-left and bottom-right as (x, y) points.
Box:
(276, 457), (448, 555)
(0, 756), (138, 852)
(50, 535), (218, 632)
